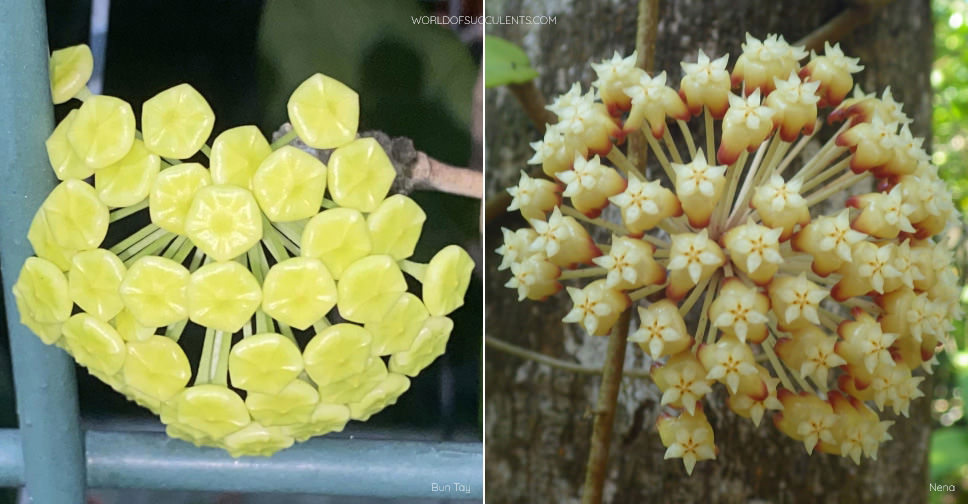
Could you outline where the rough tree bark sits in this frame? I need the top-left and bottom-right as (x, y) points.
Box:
(484, 1), (933, 502)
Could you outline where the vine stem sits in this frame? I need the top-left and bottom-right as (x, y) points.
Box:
(582, 2), (657, 503)
(485, 334), (650, 378)
(580, 308), (631, 504)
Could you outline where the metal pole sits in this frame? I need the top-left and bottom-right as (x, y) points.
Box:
(0, 1), (87, 502)
(0, 429), (23, 487)
(85, 430), (482, 499)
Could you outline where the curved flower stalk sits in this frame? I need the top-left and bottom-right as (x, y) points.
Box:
(496, 34), (961, 475)
(11, 44), (476, 457)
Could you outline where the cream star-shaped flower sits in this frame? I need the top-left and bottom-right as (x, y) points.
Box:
(815, 209), (867, 261)
(664, 427), (716, 476)
(853, 241), (901, 294)
(592, 236), (661, 290)
(680, 49), (730, 87)
(527, 125), (566, 165)
(658, 364), (712, 415)
(700, 338), (758, 393)
(710, 285), (769, 342)
(505, 257), (559, 302)
(556, 155), (611, 197)
(529, 207), (573, 258)
(495, 227), (541, 271)
(561, 281), (625, 336)
(591, 51), (641, 105)
(723, 219), (783, 276)
(800, 338), (846, 385)
(610, 177), (663, 222)
(629, 301), (688, 359)
(770, 273), (828, 326)
(507, 170), (560, 219)
(754, 175), (806, 214)
(667, 230), (725, 285)
(725, 89), (776, 131)
(770, 71), (821, 106)
(796, 409), (837, 455)
(672, 151), (727, 198)
(814, 41), (863, 73)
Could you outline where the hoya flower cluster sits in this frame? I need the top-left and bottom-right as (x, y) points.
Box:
(497, 34), (960, 474)
(14, 44), (474, 457)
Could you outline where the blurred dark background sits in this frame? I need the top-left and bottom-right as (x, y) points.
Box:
(1, 0), (481, 502)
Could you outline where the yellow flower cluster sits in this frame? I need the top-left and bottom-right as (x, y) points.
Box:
(497, 34), (960, 473)
(14, 44), (475, 457)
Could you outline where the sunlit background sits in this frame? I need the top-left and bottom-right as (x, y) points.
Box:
(930, 1), (968, 502)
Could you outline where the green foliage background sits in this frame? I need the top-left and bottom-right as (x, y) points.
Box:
(931, 1), (968, 502)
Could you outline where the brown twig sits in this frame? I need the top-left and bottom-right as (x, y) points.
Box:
(486, 335), (651, 378)
(580, 309), (632, 504)
(272, 124), (481, 199)
(508, 81), (556, 134)
(580, 2), (658, 503)
(410, 152), (482, 199)
(795, 0), (893, 53)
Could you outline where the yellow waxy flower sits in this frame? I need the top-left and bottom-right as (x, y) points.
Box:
(287, 73), (359, 149)
(336, 255), (407, 323)
(348, 373), (410, 421)
(62, 313), (127, 375)
(27, 209), (77, 271)
(303, 323), (373, 386)
(67, 95), (136, 168)
(119, 256), (190, 327)
(68, 248), (126, 321)
(367, 195), (426, 260)
(187, 261), (262, 332)
(94, 139), (161, 208)
(261, 257), (336, 330)
(245, 379), (319, 426)
(327, 137), (395, 212)
(184, 185), (263, 262)
(300, 207), (371, 279)
(209, 125), (272, 190)
(252, 146), (327, 222)
(222, 422), (294, 458)
(389, 316), (454, 376)
(13, 257), (73, 326)
(122, 335), (192, 402)
(113, 308), (155, 342)
(141, 83), (215, 159)
(13, 295), (63, 345)
(37, 179), (109, 252)
(163, 419), (214, 447)
(169, 385), (251, 440)
(46, 110), (94, 180)
(365, 293), (429, 356)
(316, 357), (387, 404)
(149, 162), (212, 235)
(282, 403), (350, 442)
(228, 332), (303, 394)
(422, 245), (475, 316)
(49, 44), (93, 104)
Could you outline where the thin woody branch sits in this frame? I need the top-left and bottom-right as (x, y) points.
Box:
(273, 124), (482, 200)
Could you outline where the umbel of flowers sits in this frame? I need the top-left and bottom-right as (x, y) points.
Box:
(14, 44), (475, 457)
(497, 34), (960, 474)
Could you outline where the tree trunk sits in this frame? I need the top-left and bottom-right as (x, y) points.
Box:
(484, 1), (934, 502)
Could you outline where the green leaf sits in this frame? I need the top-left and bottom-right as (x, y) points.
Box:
(930, 427), (968, 480)
(484, 35), (538, 87)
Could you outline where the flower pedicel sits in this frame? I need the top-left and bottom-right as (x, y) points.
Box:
(14, 44), (475, 457)
(497, 34), (961, 473)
